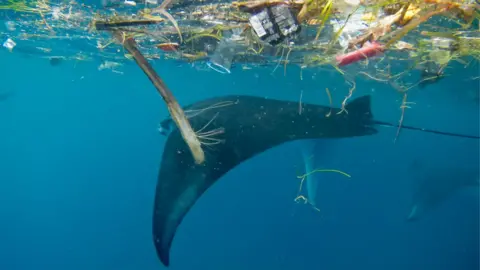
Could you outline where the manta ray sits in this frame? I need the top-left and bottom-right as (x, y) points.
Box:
(406, 165), (479, 221)
(153, 94), (479, 266)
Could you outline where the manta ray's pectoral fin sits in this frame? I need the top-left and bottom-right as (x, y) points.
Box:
(152, 128), (236, 267)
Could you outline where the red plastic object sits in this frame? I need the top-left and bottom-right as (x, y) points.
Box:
(156, 42), (179, 52)
(335, 41), (384, 66)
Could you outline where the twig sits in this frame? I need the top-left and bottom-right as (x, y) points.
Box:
(271, 46), (285, 75)
(325, 88), (332, 117)
(94, 19), (164, 30)
(298, 90), (303, 115)
(112, 31), (205, 164)
(151, 0), (183, 43)
(284, 47), (292, 77)
(395, 92), (415, 143)
(338, 79), (356, 115)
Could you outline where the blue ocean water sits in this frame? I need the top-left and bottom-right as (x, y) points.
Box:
(0, 46), (478, 270)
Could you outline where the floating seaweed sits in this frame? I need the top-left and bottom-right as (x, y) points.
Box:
(1, 0), (479, 142)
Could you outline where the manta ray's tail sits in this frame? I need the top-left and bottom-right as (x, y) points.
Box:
(374, 120), (480, 140)
(330, 95), (477, 140)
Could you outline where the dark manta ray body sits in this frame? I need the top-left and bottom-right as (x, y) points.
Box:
(153, 94), (479, 266)
(154, 95), (376, 266)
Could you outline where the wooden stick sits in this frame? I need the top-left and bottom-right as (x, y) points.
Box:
(94, 19), (164, 31)
(113, 31), (205, 164)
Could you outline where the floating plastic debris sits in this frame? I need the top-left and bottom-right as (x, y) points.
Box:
(207, 38), (244, 74)
(248, 4), (301, 46)
(431, 37), (458, 51)
(98, 60), (123, 72)
(52, 7), (61, 20)
(3, 38), (16, 52)
(335, 41), (384, 66)
(4, 21), (16, 31)
(394, 41), (414, 51)
(156, 42), (179, 52)
(124, 0), (136, 6)
(331, 8), (369, 50)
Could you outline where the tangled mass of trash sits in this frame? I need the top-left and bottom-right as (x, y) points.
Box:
(1, 0), (479, 163)
(1, 0), (478, 75)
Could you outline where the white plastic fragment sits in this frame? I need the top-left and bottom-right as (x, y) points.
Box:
(124, 0), (136, 6)
(3, 38), (16, 52)
(145, 0), (158, 4)
(52, 7), (61, 20)
(98, 61), (123, 74)
(331, 8), (368, 50)
(333, 0), (360, 15)
(344, 0), (360, 6)
(4, 21), (16, 31)
(431, 37), (455, 51)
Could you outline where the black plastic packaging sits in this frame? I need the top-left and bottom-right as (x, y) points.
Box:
(248, 4), (301, 46)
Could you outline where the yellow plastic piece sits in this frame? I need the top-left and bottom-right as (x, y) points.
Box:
(362, 12), (377, 23)
(398, 5), (421, 26)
